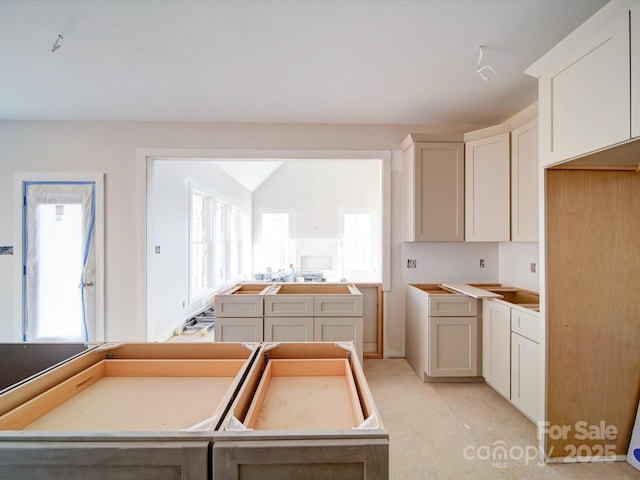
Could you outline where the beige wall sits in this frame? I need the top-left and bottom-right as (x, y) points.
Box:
(0, 120), (490, 356)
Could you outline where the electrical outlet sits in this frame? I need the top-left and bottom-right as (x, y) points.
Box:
(0, 246), (13, 255)
(407, 259), (417, 269)
(479, 259), (485, 268)
(155, 246), (161, 254)
(530, 262), (537, 273)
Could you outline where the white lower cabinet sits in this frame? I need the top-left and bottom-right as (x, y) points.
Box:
(264, 317), (314, 342)
(428, 317), (478, 377)
(214, 317), (263, 342)
(511, 332), (540, 422)
(314, 317), (363, 361)
(482, 298), (541, 423)
(482, 299), (511, 399)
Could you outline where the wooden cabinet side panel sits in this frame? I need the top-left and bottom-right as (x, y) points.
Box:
(542, 14), (631, 164)
(511, 120), (539, 241)
(546, 169), (640, 458)
(357, 284), (382, 357)
(632, 4), (640, 138)
(404, 286), (426, 381)
(465, 134), (510, 241)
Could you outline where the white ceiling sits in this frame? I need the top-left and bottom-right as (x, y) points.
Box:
(0, 0), (608, 126)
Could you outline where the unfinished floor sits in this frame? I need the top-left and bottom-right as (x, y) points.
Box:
(362, 358), (639, 479)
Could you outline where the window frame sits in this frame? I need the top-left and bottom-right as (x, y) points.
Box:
(189, 187), (214, 302)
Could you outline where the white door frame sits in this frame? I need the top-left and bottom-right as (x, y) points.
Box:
(14, 171), (105, 342)
(136, 148), (391, 341)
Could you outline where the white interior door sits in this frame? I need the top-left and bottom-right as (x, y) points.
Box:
(23, 181), (99, 342)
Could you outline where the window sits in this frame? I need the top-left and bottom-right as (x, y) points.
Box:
(191, 189), (245, 300)
(342, 212), (375, 274)
(190, 190), (211, 299)
(260, 213), (290, 272)
(214, 199), (228, 286)
(229, 205), (242, 278)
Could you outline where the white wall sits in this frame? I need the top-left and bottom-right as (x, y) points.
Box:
(401, 242), (500, 284)
(498, 242), (540, 292)
(147, 160), (252, 341)
(252, 159), (381, 281)
(0, 120), (484, 355)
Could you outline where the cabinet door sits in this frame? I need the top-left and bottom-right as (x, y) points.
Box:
(403, 142), (464, 241)
(314, 317), (363, 364)
(632, 4), (640, 138)
(511, 332), (540, 422)
(264, 317), (313, 342)
(482, 300), (511, 398)
(539, 13), (630, 165)
(428, 316), (477, 377)
(511, 119), (539, 242)
(465, 133), (510, 241)
(214, 317), (263, 342)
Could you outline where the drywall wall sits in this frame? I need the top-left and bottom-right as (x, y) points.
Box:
(147, 160), (252, 342)
(401, 242), (500, 284)
(0, 120), (481, 356)
(252, 158), (382, 282)
(498, 242), (540, 292)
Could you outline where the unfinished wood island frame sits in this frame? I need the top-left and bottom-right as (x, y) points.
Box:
(214, 342), (389, 480)
(0, 342), (258, 480)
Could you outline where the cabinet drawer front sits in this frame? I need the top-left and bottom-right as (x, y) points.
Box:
(0, 441), (209, 480)
(264, 297), (314, 316)
(511, 309), (540, 343)
(314, 296), (363, 317)
(429, 296), (477, 317)
(215, 297), (263, 317)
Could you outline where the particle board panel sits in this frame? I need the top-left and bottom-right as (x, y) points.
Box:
(214, 342), (388, 480)
(243, 359), (363, 430)
(24, 377), (234, 432)
(0, 358), (246, 432)
(546, 169), (640, 458)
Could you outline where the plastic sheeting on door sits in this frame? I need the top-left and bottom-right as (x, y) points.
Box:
(23, 182), (95, 342)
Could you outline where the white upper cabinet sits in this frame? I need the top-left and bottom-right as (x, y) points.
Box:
(464, 132), (510, 242)
(511, 118), (539, 242)
(401, 137), (464, 241)
(632, 3), (640, 138)
(532, 6), (635, 165)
